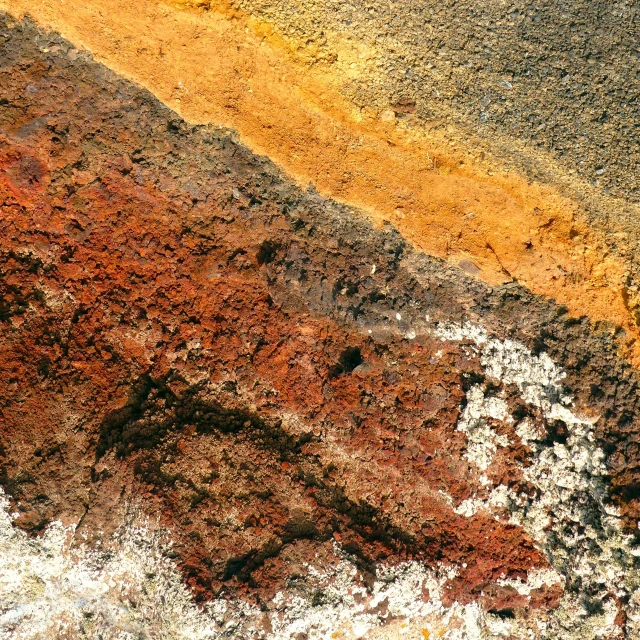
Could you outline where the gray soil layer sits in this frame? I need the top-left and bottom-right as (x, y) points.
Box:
(236, 0), (639, 201)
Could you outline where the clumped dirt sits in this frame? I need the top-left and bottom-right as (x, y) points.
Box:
(1, 15), (640, 627)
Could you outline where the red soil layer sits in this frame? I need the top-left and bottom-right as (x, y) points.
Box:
(1, 117), (555, 611)
(0, 22), (560, 615)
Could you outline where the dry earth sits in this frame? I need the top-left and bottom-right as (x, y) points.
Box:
(0, 4), (639, 640)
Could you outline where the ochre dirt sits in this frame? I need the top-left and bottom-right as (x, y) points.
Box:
(3, 0), (639, 365)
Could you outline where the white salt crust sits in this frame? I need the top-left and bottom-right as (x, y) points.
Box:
(0, 499), (515, 639)
(435, 321), (640, 638)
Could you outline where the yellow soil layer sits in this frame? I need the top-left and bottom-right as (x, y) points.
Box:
(3, 0), (638, 362)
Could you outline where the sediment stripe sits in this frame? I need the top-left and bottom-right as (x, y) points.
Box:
(3, 0), (640, 366)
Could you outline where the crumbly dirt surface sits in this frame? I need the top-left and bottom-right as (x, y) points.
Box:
(4, 0), (640, 367)
(2, 15), (640, 639)
(227, 0), (639, 201)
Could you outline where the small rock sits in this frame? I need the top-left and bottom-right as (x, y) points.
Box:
(379, 109), (396, 122)
(459, 259), (481, 275)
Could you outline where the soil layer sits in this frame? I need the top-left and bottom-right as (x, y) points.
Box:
(2, 15), (640, 636)
(3, 0), (640, 366)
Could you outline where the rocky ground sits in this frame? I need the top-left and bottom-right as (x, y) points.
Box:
(1, 8), (639, 640)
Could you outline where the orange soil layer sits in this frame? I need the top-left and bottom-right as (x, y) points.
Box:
(3, 0), (637, 361)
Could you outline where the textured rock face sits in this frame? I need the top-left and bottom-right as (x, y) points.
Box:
(1, 12), (640, 640)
